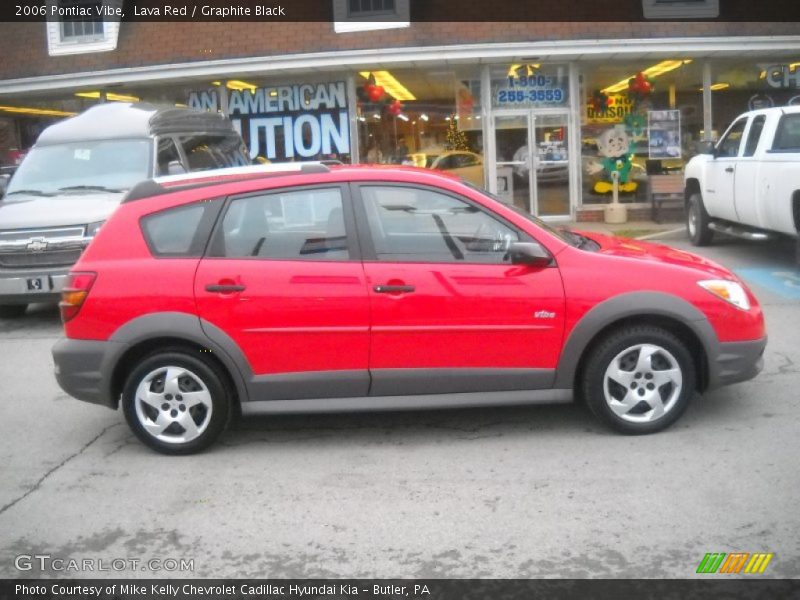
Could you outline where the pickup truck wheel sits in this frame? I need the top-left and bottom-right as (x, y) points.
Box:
(687, 193), (713, 246)
(0, 304), (27, 318)
(582, 326), (695, 435)
(122, 349), (231, 455)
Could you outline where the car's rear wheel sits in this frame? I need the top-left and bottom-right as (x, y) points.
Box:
(122, 349), (231, 454)
(0, 304), (27, 318)
(687, 192), (713, 246)
(582, 326), (695, 434)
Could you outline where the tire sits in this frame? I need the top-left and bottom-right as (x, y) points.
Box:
(0, 304), (27, 318)
(582, 325), (696, 435)
(686, 192), (713, 246)
(121, 348), (231, 454)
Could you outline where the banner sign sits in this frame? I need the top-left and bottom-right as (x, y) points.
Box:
(188, 81), (351, 161)
(491, 66), (569, 109)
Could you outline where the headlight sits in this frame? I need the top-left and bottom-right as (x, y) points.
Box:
(86, 221), (104, 238)
(698, 279), (750, 311)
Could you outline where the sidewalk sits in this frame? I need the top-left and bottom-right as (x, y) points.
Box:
(563, 219), (685, 240)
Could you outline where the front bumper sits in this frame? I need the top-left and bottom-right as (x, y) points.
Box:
(707, 336), (767, 389)
(52, 337), (127, 408)
(0, 268), (69, 304)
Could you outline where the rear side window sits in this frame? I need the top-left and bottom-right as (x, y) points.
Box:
(214, 187), (350, 261)
(141, 200), (222, 257)
(773, 114), (800, 151)
(179, 134), (249, 171)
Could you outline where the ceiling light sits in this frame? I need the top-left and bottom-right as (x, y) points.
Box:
(226, 80), (258, 92)
(75, 91), (140, 102)
(709, 83), (730, 91)
(0, 105), (77, 117)
(602, 60), (693, 94)
(397, 114), (409, 121)
(359, 71), (416, 101)
(420, 114), (429, 122)
(507, 63), (541, 78)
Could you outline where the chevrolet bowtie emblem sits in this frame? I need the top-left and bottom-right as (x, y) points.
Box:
(26, 238), (48, 252)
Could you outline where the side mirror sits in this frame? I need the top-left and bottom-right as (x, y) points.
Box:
(166, 160), (187, 176)
(507, 241), (552, 267)
(697, 140), (716, 156)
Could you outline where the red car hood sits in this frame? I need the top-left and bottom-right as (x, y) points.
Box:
(575, 230), (735, 279)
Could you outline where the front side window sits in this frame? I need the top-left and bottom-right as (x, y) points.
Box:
(217, 188), (349, 261)
(743, 116), (766, 157)
(6, 139), (151, 195)
(360, 185), (519, 263)
(156, 138), (184, 176)
(716, 118), (747, 158)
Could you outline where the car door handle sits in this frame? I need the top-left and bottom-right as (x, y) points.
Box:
(374, 284), (415, 294)
(205, 283), (246, 293)
(725, 167), (734, 173)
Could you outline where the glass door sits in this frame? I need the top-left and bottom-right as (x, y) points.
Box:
(492, 111), (572, 218)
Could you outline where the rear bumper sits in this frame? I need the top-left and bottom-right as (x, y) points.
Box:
(707, 336), (767, 389)
(52, 337), (125, 408)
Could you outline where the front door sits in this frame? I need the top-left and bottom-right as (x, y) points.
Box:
(352, 182), (566, 396)
(705, 116), (747, 222)
(194, 184), (371, 400)
(492, 110), (572, 218)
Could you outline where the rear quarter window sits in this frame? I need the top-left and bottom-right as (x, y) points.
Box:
(141, 199), (222, 257)
(772, 114), (800, 151)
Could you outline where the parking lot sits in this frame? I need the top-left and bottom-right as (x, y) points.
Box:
(0, 230), (798, 579)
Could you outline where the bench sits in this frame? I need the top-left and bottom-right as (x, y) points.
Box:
(648, 174), (685, 224)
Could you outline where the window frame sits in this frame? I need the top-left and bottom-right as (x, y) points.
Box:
(206, 183), (362, 262)
(349, 181), (532, 265)
(46, 0), (121, 56)
(140, 198), (224, 259)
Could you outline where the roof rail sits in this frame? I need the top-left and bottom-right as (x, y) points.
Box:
(122, 162), (332, 203)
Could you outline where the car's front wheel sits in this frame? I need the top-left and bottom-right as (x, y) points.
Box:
(0, 304), (27, 318)
(687, 192), (713, 246)
(582, 326), (695, 434)
(122, 349), (231, 454)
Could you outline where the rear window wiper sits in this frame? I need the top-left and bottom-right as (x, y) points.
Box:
(5, 189), (55, 197)
(58, 185), (125, 193)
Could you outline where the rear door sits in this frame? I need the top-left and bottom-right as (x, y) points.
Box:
(194, 184), (371, 400)
(352, 182), (565, 396)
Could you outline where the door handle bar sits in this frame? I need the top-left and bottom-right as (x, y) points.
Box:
(205, 284), (246, 293)
(374, 285), (415, 294)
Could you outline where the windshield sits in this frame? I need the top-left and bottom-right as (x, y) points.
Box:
(6, 139), (151, 195)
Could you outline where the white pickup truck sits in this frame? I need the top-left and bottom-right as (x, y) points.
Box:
(684, 106), (800, 261)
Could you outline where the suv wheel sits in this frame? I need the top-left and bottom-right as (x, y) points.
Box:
(0, 304), (27, 318)
(122, 349), (231, 454)
(582, 326), (695, 434)
(687, 192), (713, 246)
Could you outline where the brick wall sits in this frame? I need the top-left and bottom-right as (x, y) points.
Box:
(0, 21), (795, 81)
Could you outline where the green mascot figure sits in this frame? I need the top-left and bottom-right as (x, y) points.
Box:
(590, 126), (638, 194)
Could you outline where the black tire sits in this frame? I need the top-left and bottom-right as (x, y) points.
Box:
(121, 348), (231, 454)
(686, 192), (713, 246)
(0, 304), (27, 318)
(582, 325), (696, 435)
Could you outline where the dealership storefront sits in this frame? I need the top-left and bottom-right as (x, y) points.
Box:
(1, 36), (799, 220)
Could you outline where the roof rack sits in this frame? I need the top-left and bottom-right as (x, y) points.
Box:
(123, 162), (332, 203)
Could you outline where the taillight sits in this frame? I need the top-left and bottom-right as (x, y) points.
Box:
(59, 272), (96, 323)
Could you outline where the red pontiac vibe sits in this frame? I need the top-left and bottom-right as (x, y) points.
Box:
(52, 164), (766, 454)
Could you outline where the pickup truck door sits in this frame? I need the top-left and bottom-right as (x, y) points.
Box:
(705, 117), (747, 222)
(733, 115), (767, 228)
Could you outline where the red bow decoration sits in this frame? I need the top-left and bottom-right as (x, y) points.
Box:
(388, 99), (403, 116)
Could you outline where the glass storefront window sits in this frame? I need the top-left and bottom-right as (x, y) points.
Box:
(709, 58), (800, 139)
(579, 59), (702, 204)
(355, 67), (484, 187)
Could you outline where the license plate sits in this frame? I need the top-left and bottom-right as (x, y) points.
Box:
(26, 277), (49, 292)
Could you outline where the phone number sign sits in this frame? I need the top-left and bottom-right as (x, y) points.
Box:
(492, 74), (569, 108)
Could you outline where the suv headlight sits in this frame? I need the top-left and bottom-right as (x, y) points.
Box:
(698, 279), (750, 311)
(86, 221), (104, 238)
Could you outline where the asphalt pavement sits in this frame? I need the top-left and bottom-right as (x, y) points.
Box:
(0, 230), (798, 579)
